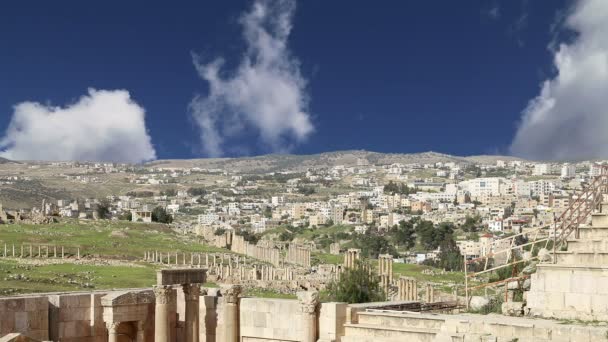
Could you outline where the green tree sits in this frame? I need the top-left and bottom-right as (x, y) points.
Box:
(353, 231), (396, 258)
(434, 234), (463, 271)
(152, 206), (173, 224)
(96, 200), (110, 220)
(327, 261), (385, 303)
(391, 219), (416, 249)
(161, 188), (177, 197)
(461, 216), (481, 232)
(187, 187), (207, 196)
(119, 211), (132, 221)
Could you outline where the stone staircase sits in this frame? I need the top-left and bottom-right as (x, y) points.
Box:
(341, 310), (444, 342)
(526, 202), (608, 321)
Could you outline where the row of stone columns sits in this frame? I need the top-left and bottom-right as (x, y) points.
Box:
(398, 277), (418, 301)
(286, 244), (311, 268)
(378, 254), (393, 296)
(146, 251), (244, 268)
(1, 244), (78, 259)
(343, 248), (361, 269)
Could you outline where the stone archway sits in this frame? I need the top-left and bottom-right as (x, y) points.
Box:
(102, 290), (155, 342)
(116, 321), (137, 342)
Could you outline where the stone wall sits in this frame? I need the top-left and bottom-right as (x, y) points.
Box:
(0, 296), (48, 341)
(239, 298), (304, 342)
(48, 293), (106, 342)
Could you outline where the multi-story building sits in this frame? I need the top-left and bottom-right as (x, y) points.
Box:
(560, 163), (576, 178)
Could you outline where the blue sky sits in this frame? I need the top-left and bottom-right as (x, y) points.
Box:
(3, 0), (606, 162)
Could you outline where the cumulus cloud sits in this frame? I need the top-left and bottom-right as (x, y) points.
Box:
(189, 0), (314, 157)
(510, 0), (608, 160)
(0, 89), (156, 163)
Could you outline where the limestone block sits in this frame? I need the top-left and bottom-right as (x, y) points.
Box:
(24, 297), (47, 313)
(1, 314), (16, 334)
(544, 292), (564, 310)
(157, 268), (207, 285)
(27, 310), (47, 330)
(14, 312), (29, 332)
(564, 293), (591, 312)
(590, 294), (608, 313)
(4, 299), (25, 312)
(0, 333), (39, 342)
(500, 302), (524, 317)
(468, 296), (489, 311)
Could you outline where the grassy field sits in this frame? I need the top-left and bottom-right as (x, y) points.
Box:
(0, 259), (158, 295)
(0, 220), (227, 260)
(0, 219), (234, 295)
(313, 253), (343, 265)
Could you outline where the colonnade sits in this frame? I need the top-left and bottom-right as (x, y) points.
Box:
(397, 277), (418, 301)
(1, 244), (79, 259)
(286, 243), (311, 267)
(378, 254), (393, 295)
(343, 248), (361, 268)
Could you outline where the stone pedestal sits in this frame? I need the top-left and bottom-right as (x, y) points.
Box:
(154, 285), (174, 342)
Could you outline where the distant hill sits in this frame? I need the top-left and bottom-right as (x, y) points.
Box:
(148, 150), (527, 173)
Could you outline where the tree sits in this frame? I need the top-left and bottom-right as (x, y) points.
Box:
(327, 261), (385, 303)
(461, 216), (481, 233)
(263, 206), (272, 218)
(160, 188), (177, 197)
(119, 211), (132, 221)
(353, 231), (396, 258)
(434, 234), (463, 271)
(391, 220), (416, 249)
(187, 187), (207, 197)
(152, 206), (173, 224)
(96, 200), (110, 220)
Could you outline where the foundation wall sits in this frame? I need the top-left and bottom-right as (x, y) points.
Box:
(239, 298), (304, 342)
(0, 296), (48, 341)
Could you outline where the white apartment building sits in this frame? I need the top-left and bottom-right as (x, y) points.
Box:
(533, 163), (551, 176)
(590, 163), (603, 177)
(460, 178), (505, 198)
(198, 213), (219, 225)
(271, 196), (285, 206)
(530, 180), (555, 196)
(560, 163), (576, 178)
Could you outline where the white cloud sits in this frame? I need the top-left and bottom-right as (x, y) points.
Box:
(189, 0), (314, 157)
(487, 4), (501, 20)
(0, 88), (156, 163)
(510, 0), (608, 160)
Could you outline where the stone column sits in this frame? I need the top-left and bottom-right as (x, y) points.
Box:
(183, 284), (201, 342)
(221, 285), (242, 342)
(154, 285), (174, 342)
(136, 321), (145, 342)
(297, 291), (320, 342)
(107, 322), (120, 342)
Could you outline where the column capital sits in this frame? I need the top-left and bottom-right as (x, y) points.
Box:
(297, 291), (319, 314)
(106, 321), (120, 333)
(221, 284), (242, 304)
(182, 283), (201, 301)
(153, 285), (175, 305)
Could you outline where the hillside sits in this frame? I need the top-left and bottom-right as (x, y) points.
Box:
(148, 150), (526, 173)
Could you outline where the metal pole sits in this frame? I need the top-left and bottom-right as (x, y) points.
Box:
(553, 212), (557, 264)
(463, 253), (469, 310)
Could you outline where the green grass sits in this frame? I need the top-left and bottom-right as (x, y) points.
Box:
(0, 220), (228, 260)
(296, 224), (351, 240)
(0, 259), (159, 295)
(313, 253), (343, 265)
(243, 288), (296, 299)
